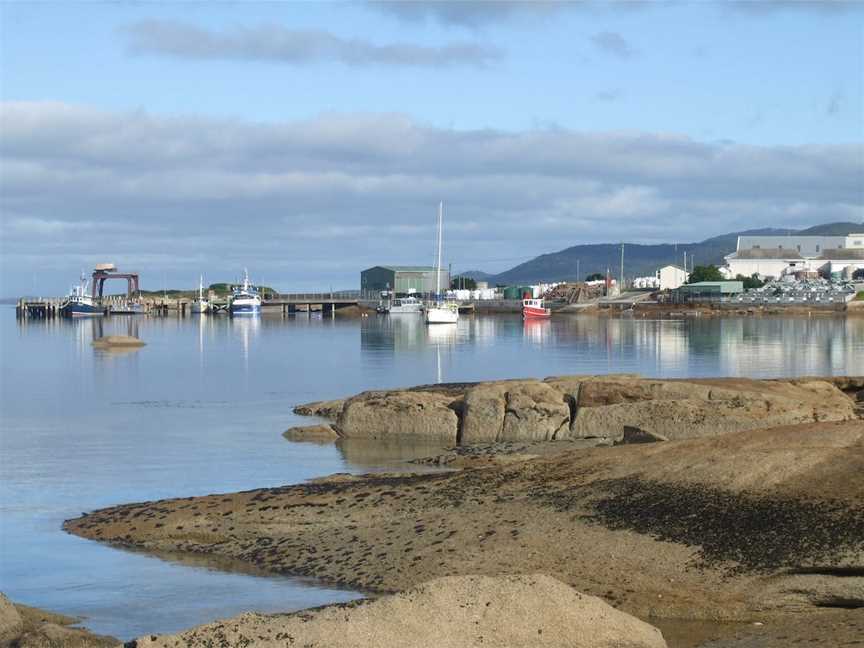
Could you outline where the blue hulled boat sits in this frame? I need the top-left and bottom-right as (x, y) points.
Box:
(60, 274), (104, 318)
(229, 269), (262, 316)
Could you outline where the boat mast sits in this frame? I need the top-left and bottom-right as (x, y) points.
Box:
(436, 201), (443, 297)
(199, 275), (204, 301)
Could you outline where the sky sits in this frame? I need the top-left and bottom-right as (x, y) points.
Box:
(1, 0), (862, 295)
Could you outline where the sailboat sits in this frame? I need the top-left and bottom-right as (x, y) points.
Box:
(191, 275), (210, 314)
(425, 202), (459, 325)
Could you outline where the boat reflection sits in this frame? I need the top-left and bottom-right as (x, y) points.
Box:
(522, 317), (552, 346)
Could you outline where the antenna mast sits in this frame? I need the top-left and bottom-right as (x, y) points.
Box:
(436, 202), (443, 296)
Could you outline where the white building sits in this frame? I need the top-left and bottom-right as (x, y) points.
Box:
(656, 265), (689, 291)
(725, 233), (864, 279)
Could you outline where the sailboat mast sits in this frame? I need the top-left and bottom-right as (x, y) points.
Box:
(436, 201), (443, 296)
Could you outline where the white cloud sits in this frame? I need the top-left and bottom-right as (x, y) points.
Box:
(121, 21), (502, 67)
(1, 101), (860, 291)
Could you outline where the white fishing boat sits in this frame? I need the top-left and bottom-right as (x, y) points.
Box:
(425, 202), (459, 325)
(229, 269), (262, 316)
(386, 295), (424, 314)
(191, 275), (210, 314)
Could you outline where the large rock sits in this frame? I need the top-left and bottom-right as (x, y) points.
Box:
(572, 378), (713, 407)
(461, 380), (570, 444)
(131, 575), (668, 648)
(282, 424), (339, 443)
(460, 382), (510, 444)
(501, 382), (571, 442)
(568, 379), (857, 442)
(91, 335), (145, 348)
(338, 391), (459, 442)
(292, 399), (345, 421)
(0, 593), (23, 643)
(301, 376), (858, 445)
(569, 398), (776, 441)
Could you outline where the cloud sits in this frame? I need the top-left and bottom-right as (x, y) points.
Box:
(593, 89), (623, 102)
(591, 31), (636, 59)
(726, 0), (863, 14)
(1, 101), (861, 292)
(369, 0), (574, 27)
(121, 20), (501, 67)
(369, 1), (656, 27)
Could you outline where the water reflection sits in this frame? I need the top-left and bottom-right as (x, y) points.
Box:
(353, 313), (864, 379)
(334, 438), (449, 470)
(522, 318), (552, 346)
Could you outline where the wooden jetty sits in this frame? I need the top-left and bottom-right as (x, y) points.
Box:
(16, 292), (371, 319)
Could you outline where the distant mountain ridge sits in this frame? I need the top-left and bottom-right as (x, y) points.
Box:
(476, 222), (861, 285)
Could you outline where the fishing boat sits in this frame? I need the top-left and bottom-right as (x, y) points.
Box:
(522, 298), (551, 319)
(191, 275), (210, 314)
(386, 295), (424, 314)
(60, 274), (103, 318)
(229, 269), (261, 316)
(110, 301), (145, 315)
(425, 202), (459, 325)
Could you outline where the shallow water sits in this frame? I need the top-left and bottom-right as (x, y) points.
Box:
(1, 309), (862, 639)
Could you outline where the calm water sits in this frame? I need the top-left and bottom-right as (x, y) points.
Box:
(1, 309), (862, 639)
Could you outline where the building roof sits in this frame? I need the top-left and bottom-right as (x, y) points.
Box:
(364, 265), (437, 273)
(731, 248), (804, 260)
(676, 281), (744, 293)
(820, 248), (864, 260)
(658, 264), (686, 271)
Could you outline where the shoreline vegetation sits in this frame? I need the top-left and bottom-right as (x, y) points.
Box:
(54, 374), (864, 647)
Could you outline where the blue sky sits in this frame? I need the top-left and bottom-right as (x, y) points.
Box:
(1, 1), (862, 294)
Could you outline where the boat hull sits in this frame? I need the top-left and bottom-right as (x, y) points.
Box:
(230, 302), (261, 315)
(111, 304), (145, 315)
(388, 305), (423, 314)
(61, 304), (104, 318)
(425, 307), (458, 324)
(191, 301), (210, 314)
(523, 306), (551, 319)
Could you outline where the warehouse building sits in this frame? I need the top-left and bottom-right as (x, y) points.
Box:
(672, 281), (744, 303)
(360, 266), (450, 295)
(725, 233), (864, 279)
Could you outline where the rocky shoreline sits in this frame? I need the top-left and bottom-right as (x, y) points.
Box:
(287, 374), (863, 445)
(0, 593), (119, 648)
(60, 374), (864, 647)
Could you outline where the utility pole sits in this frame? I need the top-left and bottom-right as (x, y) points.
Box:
(684, 251), (687, 274)
(619, 243), (625, 291)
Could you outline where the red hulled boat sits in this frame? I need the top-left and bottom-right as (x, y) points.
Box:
(522, 298), (551, 319)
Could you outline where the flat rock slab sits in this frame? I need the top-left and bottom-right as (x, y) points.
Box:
(131, 575), (667, 648)
(283, 425), (339, 443)
(295, 375), (860, 445)
(91, 335), (145, 347)
(292, 399), (346, 421)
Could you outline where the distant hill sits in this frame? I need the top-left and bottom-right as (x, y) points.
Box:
(484, 222), (862, 285)
(797, 222), (862, 236)
(456, 270), (494, 281)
